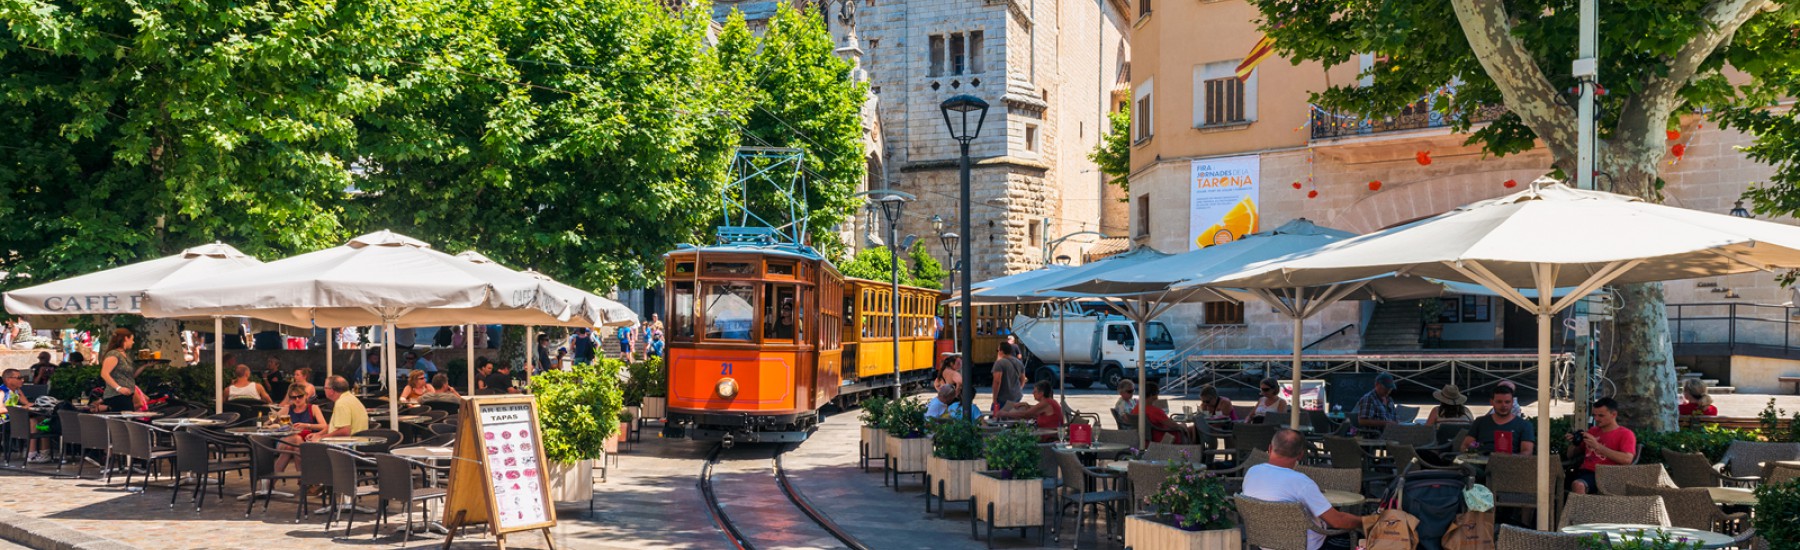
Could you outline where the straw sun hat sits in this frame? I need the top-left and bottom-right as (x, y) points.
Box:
(1433, 384), (1468, 406)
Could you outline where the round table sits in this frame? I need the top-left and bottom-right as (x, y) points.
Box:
(1053, 442), (1129, 455)
(392, 446), (454, 461)
(1452, 453), (1489, 466)
(1322, 490), (1365, 509)
(397, 415), (432, 424)
(318, 435), (384, 448)
(1560, 524), (1736, 549)
(95, 411), (163, 419)
(151, 417), (224, 428)
(226, 426), (297, 437)
(1104, 459), (1169, 473)
(1706, 487), (1756, 506)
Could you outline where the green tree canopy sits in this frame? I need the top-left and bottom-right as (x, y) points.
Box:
(1089, 103), (1131, 197)
(908, 245), (947, 290)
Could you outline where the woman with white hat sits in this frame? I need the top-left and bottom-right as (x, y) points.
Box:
(1427, 383), (1473, 425)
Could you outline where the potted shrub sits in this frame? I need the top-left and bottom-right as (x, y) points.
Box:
(1126, 459), (1239, 550)
(971, 425), (1046, 543)
(532, 358), (624, 504)
(616, 409), (634, 444)
(882, 398), (931, 488)
(636, 357), (667, 421)
(859, 397), (890, 472)
(925, 418), (985, 515)
(1420, 299), (1446, 348)
(1752, 477), (1798, 550)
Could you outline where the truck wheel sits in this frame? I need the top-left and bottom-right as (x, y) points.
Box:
(1035, 367), (1059, 386)
(1069, 379), (1094, 390)
(1102, 366), (1125, 390)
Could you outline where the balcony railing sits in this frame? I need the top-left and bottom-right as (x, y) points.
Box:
(1669, 302), (1800, 360)
(1309, 101), (1507, 140)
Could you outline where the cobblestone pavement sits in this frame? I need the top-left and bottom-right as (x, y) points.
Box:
(4, 388), (1798, 550)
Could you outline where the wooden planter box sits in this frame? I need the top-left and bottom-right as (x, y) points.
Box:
(885, 434), (931, 488)
(616, 421), (630, 443)
(545, 460), (595, 505)
(924, 456), (984, 515)
(603, 430), (620, 454)
(641, 397), (666, 420)
(1125, 514), (1241, 550)
(971, 470), (1044, 530)
(861, 426), (887, 471)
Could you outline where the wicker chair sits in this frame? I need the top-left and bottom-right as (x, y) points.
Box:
(1396, 405), (1421, 423)
(1234, 495), (1356, 550)
(1769, 463), (1800, 485)
(1662, 451), (1725, 488)
(1323, 435), (1395, 494)
(1496, 524), (1589, 550)
(1053, 451), (1129, 548)
(1593, 464), (1675, 496)
(1624, 484), (1746, 533)
(1380, 423), (1435, 447)
(1558, 493), (1669, 528)
(1126, 460), (1171, 514)
(1296, 465), (1367, 513)
(1488, 453), (1564, 527)
(1719, 441), (1800, 485)
(1233, 422), (1280, 460)
(1143, 443), (1206, 463)
(1097, 429), (1138, 449)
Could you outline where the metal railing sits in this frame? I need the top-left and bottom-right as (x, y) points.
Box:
(1668, 302), (1800, 359)
(1156, 326), (1235, 394)
(1309, 101), (1507, 140)
(1177, 352), (1541, 396)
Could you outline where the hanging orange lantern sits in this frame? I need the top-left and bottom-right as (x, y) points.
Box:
(1672, 144), (1687, 158)
(1503, 179), (1518, 188)
(1416, 151), (1432, 166)
(1307, 190), (1319, 199)
(1667, 130), (1680, 141)
(1368, 180), (1382, 191)
(1292, 182), (1303, 189)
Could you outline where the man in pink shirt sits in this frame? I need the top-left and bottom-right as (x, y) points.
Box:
(1568, 397), (1637, 494)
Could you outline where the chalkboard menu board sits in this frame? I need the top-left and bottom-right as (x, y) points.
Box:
(1324, 372), (1381, 413)
(441, 395), (558, 549)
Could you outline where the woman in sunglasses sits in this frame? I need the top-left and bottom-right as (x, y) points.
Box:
(1198, 385), (1236, 421)
(1250, 378), (1288, 424)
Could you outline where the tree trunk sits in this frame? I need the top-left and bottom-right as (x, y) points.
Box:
(1607, 282), (1678, 432)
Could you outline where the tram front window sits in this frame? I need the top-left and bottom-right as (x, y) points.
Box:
(671, 282), (696, 340)
(705, 283), (756, 341)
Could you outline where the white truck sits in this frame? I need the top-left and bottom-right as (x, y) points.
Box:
(1011, 313), (1178, 390)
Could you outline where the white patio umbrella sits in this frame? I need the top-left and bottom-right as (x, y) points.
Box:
(1204, 179), (1800, 528)
(144, 231), (609, 428)
(452, 250), (638, 392)
(4, 242), (266, 412)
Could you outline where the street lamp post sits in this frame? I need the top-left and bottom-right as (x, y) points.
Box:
(940, 94), (989, 420)
(863, 189), (917, 400)
(1042, 230), (1109, 265)
(933, 215), (961, 362)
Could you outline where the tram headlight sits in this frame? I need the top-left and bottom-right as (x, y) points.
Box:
(716, 377), (739, 398)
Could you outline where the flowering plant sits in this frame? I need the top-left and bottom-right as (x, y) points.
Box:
(1145, 457), (1234, 530)
(1124, 447), (1147, 460)
(1577, 529), (1701, 550)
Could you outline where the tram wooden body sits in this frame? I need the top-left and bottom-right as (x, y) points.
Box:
(660, 243), (942, 444)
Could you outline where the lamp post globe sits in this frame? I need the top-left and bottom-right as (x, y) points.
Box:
(939, 94), (986, 420)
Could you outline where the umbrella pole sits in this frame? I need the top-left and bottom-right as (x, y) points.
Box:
(387, 322), (399, 430)
(1291, 314), (1303, 429)
(1136, 310), (1147, 450)
(1536, 310), (1553, 528)
(1058, 299), (1067, 411)
(466, 324), (476, 395)
(325, 332), (333, 385)
(214, 317), (224, 414)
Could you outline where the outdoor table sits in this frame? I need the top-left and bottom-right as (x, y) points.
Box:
(1104, 459), (1169, 474)
(1452, 453), (1489, 466)
(94, 411), (163, 420)
(1322, 490), (1365, 509)
(151, 417), (224, 428)
(1053, 442), (1129, 456)
(1560, 524), (1736, 549)
(392, 446), (454, 462)
(397, 415), (431, 424)
(225, 426), (296, 437)
(1706, 487), (1756, 506)
(318, 435), (383, 448)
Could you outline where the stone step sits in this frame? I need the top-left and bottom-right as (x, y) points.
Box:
(1706, 386), (1736, 395)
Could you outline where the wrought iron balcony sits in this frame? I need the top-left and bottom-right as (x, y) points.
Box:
(1309, 101), (1507, 140)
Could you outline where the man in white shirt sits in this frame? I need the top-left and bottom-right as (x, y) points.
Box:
(923, 384), (982, 420)
(1242, 429), (1362, 550)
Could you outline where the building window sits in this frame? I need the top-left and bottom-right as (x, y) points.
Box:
(869, 38), (878, 49)
(1203, 301), (1245, 325)
(968, 31), (985, 73)
(929, 35), (945, 77)
(1203, 77), (1245, 125)
(1137, 79), (1152, 144)
(1135, 194), (1151, 238)
(1024, 124), (1039, 152)
(1028, 219), (1041, 246)
(950, 33), (966, 75)
(1138, 0), (1150, 17)
(1194, 60), (1257, 127)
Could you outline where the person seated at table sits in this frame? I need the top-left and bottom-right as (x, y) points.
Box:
(1678, 378), (1716, 416)
(474, 357), (495, 393)
(482, 362), (519, 395)
(924, 384), (981, 420)
(260, 356), (285, 386)
(399, 369), (432, 403)
(1, 368), (52, 462)
(997, 380), (1063, 441)
(934, 355), (963, 394)
(1567, 397), (1637, 494)
(1243, 429), (1362, 550)
(308, 376), (367, 442)
(1426, 383), (1472, 425)
(354, 353), (378, 386)
(289, 367), (317, 399)
(1250, 378), (1289, 424)
(28, 352), (55, 386)
(275, 385), (327, 473)
(225, 364), (274, 403)
(1111, 379), (1138, 427)
(404, 350), (439, 377)
(1354, 372), (1401, 431)
(1461, 385), (1535, 455)
(421, 373), (462, 403)
(1198, 385), (1236, 421)
(1128, 380), (1187, 443)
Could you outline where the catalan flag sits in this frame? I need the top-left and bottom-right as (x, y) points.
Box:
(1235, 34), (1275, 81)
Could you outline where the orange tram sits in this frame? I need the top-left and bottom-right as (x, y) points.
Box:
(660, 242), (942, 444)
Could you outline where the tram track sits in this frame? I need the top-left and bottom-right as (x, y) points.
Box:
(700, 443), (870, 550)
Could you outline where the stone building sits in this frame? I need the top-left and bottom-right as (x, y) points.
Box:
(713, 0), (1132, 281)
(1128, 0), (1800, 392)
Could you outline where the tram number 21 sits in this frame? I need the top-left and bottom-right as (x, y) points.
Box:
(720, 362), (734, 375)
